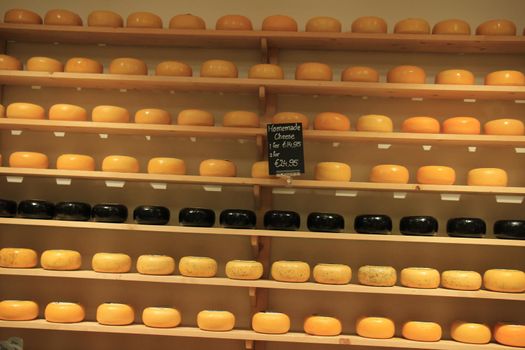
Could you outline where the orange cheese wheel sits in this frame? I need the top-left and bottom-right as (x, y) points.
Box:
(134, 108), (171, 124)
(387, 65), (426, 83)
(92, 105), (130, 123)
(305, 16), (341, 32)
(147, 158), (186, 175)
(0, 300), (39, 321)
(41, 249), (81, 271)
(179, 256), (217, 277)
(467, 168), (508, 186)
(483, 269), (525, 293)
(494, 323), (525, 347)
(109, 58), (148, 75)
(87, 11), (123, 27)
(485, 70), (525, 86)
(97, 303), (135, 326)
(49, 104), (88, 121)
(197, 310), (235, 331)
(402, 116), (440, 133)
(451, 321), (491, 344)
(251, 161), (274, 179)
(476, 19), (516, 36)
(4, 9), (42, 24)
(304, 316), (342, 336)
(252, 312), (290, 334)
(56, 154), (95, 171)
(0, 248), (38, 268)
(442, 116), (481, 134)
(0, 104), (4, 117)
(9, 151), (48, 169)
(313, 263), (352, 285)
(200, 59), (238, 78)
(435, 69), (475, 85)
(402, 321), (442, 342)
(216, 15), (252, 30)
(45, 302), (85, 323)
(370, 164), (409, 184)
(142, 307), (181, 328)
(394, 18), (430, 34)
(177, 109), (214, 126)
(44, 9), (82, 26)
(357, 114), (393, 132)
(223, 111), (260, 128)
(6, 102), (45, 119)
(126, 12), (162, 28)
(432, 19), (471, 35)
(137, 255), (175, 275)
(314, 112), (350, 131)
(315, 162), (351, 181)
(225, 260), (263, 280)
(0, 54), (22, 70)
(262, 15), (297, 31)
(92, 253), (132, 273)
(441, 270), (482, 291)
(272, 112), (309, 129)
(484, 119), (525, 135)
(416, 166), (456, 185)
(356, 317), (395, 339)
(199, 159), (236, 177)
(65, 57), (103, 74)
(351, 16), (387, 33)
(400, 267), (440, 288)
(248, 64), (284, 79)
(271, 260), (310, 282)
(102, 155), (140, 173)
(26, 56), (63, 72)
(295, 62), (332, 81)
(169, 14), (206, 29)
(341, 66), (379, 83)
(155, 61), (192, 77)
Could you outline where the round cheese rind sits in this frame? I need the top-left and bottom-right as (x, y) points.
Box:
(358, 265), (397, 287)
(49, 104), (88, 121)
(199, 159), (236, 177)
(6, 102), (45, 119)
(177, 109), (214, 126)
(0, 248), (38, 268)
(483, 269), (525, 293)
(305, 16), (341, 32)
(0, 54), (22, 70)
(351, 16), (387, 33)
(272, 112), (309, 129)
(467, 168), (508, 187)
(394, 18), (430, 34)
(295, 62), (332, 81)
(315, 162), (351, 182)
(402, 116), (440, 133)
(92, 105), (130, 123)
(251, 161), (274, 179)
(370, 164), (409, 184)
(248, 64), (284, 79)
(441, 270), (482, 291)
(136, 255), (175, 275)
(223, 111), (260, 128)
(216, 15), (253, 30)
(200, 60), (238, 78)
(155, 61), (192, 76)
(96, 303), (135, 326)
(476, 19), (516, 36)
(64, 57), (103, 74)
(126, 12), (162, 28)
(102, 155), (139, 173)
(356, 317), (395, 339)
(142, 307), (181, 328)
(109, 58), (148, 75)
(485, 70), (525, 86)
(0, 300), (39, 321)
(45, 302), (85, 323)
(435, 69), (475, 85)
(252, 312), (290, 334)
(9, 152), (49, 169)
(341, 66), (379, 83)
(147, 158), (186, 175)
(56, 154), (95, 171)
(26, 56), (63, 72)
(271, 260), (310, 283)
(40, 249), (81, 270)
(44, 9), (82, 26)
(92, 253), (132, 273)
(134, 108), (171, 124)
(494, 323), (525, 347)
(432, 19), (471, 35)
(169, 14), (206, 29)
(197, 310), (235, 331)
(387, 65), (426, 83)
(442, 116), (481, 134)
(402, 321), (442, 342)
(416, 166), (456, 185)
(484, 119), (525, 135)
(314, 112), (350, 131)
(262, 15), (297, 31)
(4, 9), (42, 24)
(304, 316), (342, 336)
(313, 263), (352, 285)
(225, 260), (263, 280)
(356, 114), (393, 132)
(179, 256), (217, 277)
(400, 267), (440, 289)
(87, 10), (123, 27)
(451, 321), (491, 344)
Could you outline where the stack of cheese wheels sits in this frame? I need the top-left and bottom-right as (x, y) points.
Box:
(484, 119), (525, 135)
(314, 112), (350, 131)
(56, 154), (95, 171)
(127, 12), (162, 28)
(147, 158), (186, 175)
(64, 57), (103, 73)
(442, 116), (481, 134)
(102, 155), (140, 173)
(248, 63), (284, 79)
(216, 15), (252, 30)
(483, 269), (525, 292)
(142, 307), (181, 328)
(197, 310), (235, 331)
(358, 265), (397, 286)
(40, 249), (81, 270)
(295, 62), (332, 81)
(252, 312), (290, 334)
(225, 260), (263, 280)
(155, 60), (192, 76)
(136, 255), (175, 275)
(92, 105), (130, 122)
(272, 112), (309, 129)
(313, 263), (352, 284)
(179, 256), (217, 277)
(251, 161), (274, 179)
(494, 323), (525, 347)
(416, 166), (456, 185)
(400, 267), (440, 288)
(45, 302), (85, 323)
(451, 321), (491, 344)
(467, 168), (508, 186)
(304, 316), (342, 336)
(0, 54), (22, 70)
(135, 108), (171, 124)
(87, 10), (123, 27)
(44, 9), (82, 26)
(262, 15), (298, 31)
(169, 14), (206, 30)
(394, 18), (430, 34)
(369, 164), (409, 184)
(271, 260), (310, 282)
(200, 60), (238, 78)
(49, 104), (88, 121)
(435, 69), (475, 84)
(92, 252), (132, 273)
(0, 300), (39, 321)
(97, 303), (135, 326)
(387, 65), (426, 83)
(199, 159), (236, 177)
(0, 248), (38, 268)
(26, 56), (63, 72)
(356, 317), (395, 338)
(476, 19), (516, 35)
(4, 9), (42, 24)
(305, 16), (342, 32)
(432, 19), (471, 35)
(402, 321), (442, 342)
(315, 162), (351, 181)
(6, 102), (45, 119)
(356, 115), (393, 132)
(485, 70), (525, 86)
(341, 66), (380, 82)
(177, 109), (214, 126)
(351, 16), (387, 33)
(441, 270), (482, 290)
(9, 152), (49, 169)
(109, 58), (148, 75)
(223, 111), (260, 128)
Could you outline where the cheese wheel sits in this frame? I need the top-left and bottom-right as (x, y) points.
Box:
(394, 18), (430, 34)
(295, 62), (332, 81)
(127, 12), (162, 28)
(314, 112), (350, 131)
(370, 164), (409, 184)
(49, 103), (87, 121)
(9, 152), (48, 169)
(305, 16), (341, 32)
(216, 15), (252, 30)
(177, 109), (214, 126)
(485, 70), (525, 86)
(313, 263), (352, 285)
(64, 57), (103, 74)
(0, 54), (21, 70)
(45, 302), (85, 323)
(92, 105), (130, 123)
(387, 65), (426, 83)
(432, 19), (471, 35)
(4, 9), (42, 24)
(40, 250), (81, 270)
(134, 108), (171, 124)
(252, 312), (290, 334)
(248, 64), (284, 79)
(435, 69), (475, 85)
(225, 260), (263, 280)
(416, 166), (455, 185)
(451, 321), (491, 344)
(179, 256), (217, 277)
(271, 260), (310, 282)
(442, 116), (481, 134)
(467, 168), (508, 187)
(44, 9), (82, 26)
(356, 114), (393, 132)
(56, 154), (95, 171)
(109, 58), (148, 75)
(169, 14), (205, 29)
(87, 11), (123, 27)
(484, 119), (525, 135)
(351, 16), (387, 33)
(223, 111), (260, 128)
(0, 300), (38, 321)
(304, 316), (342, 336)
(262, 15), (297, 31)
(315, 162), (351, 181)
(402, 116), (440, 133)
(26, 56), (63, 72)
(356, 317), (395, 339)
(92, 253), (132, 273)
(441, 270), (482, 291)
(0, 104), (4, 117)
(6, 102), (45, 119)
(358, 265), (397, 287)
(201, 59), (238, 78)
(272, 112), (309, 129)
(494, 323), (525, 347)
(142, 307), (181, 328)
(483, 269), (525, 292)
(402, 321), (442, 342)
(102, 155), (139, 173)
(97, 303), (135, 326)
(251, 161), (274, 179)
(155, 61), (192, 77)
(341, 66), (379, 83)
(476, 19), (516, 36)
(0, 248), (38, 268)
(137, 255), (175, 275)
(147, 158), (186, 175)
(197, 310), (235, 331)
(199, 159), (236, 177)
(400, 267), (440, 289)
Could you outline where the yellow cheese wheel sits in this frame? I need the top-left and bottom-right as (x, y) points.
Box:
(295, 62), (333, 81)
(0, 104), (4, 117)
(304, 316), (342, 336)
(402, 116), (440, 133)
(394, 18), (430, 34)
(494, 323), (525, 347)
(305, 16), (341, 32)
(92, 105), (130, 123)
(109, 58), (148, 75)
(314, 112), (350, 131)
(216, 15), (252, 30)
(442, 116), (481, 134)
(0, 54), (22, 70)
(484, 119), (525, 135)
(0, 300), (38, 321)
(400, 267), (440, 289)
(96, 303), (135, 326)
(467, 168), (508, 187)
(358, 265), (397, 287)
(341, 66), (379, 83)
(271, 260), (310, 283)
(197, 310), (235, 331)
(483, 269), (525, 293)
(315, 162), (351, 181)
(169, 14), (206, 29)
(134, 108), (171, 124)
(485, 70), (525, 86)
(416, 166), (456, 185)
(476, 19), (516, 36)
(155, 61), (192, 77)
(147, 158), (186, 175)
(102, 155), (140, 173)
(6, 102), (45, 119)
(225, 260), (263, 280)
(441, 270), (482, 291)
(451, 321), (491, 344)
(200, 60), (238, 78)
(356, 114), (393, 132)
(272, 112), (309, 129)
(40, 249), (81, 271)
(44, 9), (82, 26)
(223, 111), (260, 128)
(0, 248), (38, 268)
(64, 57), (103, 74)
(351, 16), (387, 33)
(92, 253), (132, 273)
(435, 69), (475, 85)
(262, 15), (297, 31)
(26, 56), (63, 72)
(136, 255), (175, 275)
(252, 312), (290, 334)
(56, 154), (95, 171)
(370, 164), (409, 184)
(87, 11), (123, 27)
(313, 263), (352, 285)
(251, 161), (275, 179)
(4, 9), (42, 24)
(9, 151), (49, 169)
(199, 159), (236, 177)
(49, 104), (88, 121)
(432, 19), (471, 35)
(402, 321), (442, 342)
(142, 307), (181, 328)
(387, 65), (426, 83)
(356, 317), (395, 339)
(248, 64), (284, 79)
(127, 12), (162, 28)
(44, 302), (85, 323)
(177, 109), (214, 126)
(179, 256), (217, 277)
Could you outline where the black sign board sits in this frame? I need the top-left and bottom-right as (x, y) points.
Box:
(267, 123), (305, 176)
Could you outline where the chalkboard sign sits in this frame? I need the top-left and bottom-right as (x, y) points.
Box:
(267, 123), (305, 176)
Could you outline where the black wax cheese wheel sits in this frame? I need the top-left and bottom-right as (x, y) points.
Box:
(133, 205), (170, 225)
(400, 216), (438, 236)
(55, 202), (91, 221)
(92, 203), (128, 223)
(264, 210), (300, 230)
(494, 220), (525, 240)
(447, 217), (486, 238)
(220, 209), (256, 229)
(0, 199), (17, 217)
(354, 214), (392, 234)
(307, 212), (344, 232)
(179, 208), (215, 227)
(18, 200), (54, 219)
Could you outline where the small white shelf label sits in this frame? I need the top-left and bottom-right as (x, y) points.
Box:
(10, 130), (22, 136)
(203, 185), (222, 192)
(56, 178), (71, 186)
(440, 193), (461, 201)
(105, 180), (125, 188)
(150, 182), (167, 190)
(335, 190), (358, 197)
(53, 131), (66, 138)
(272, 188), (296, 195)
(495, 195), (524, 204)
(393, 192), (407, 199)
(377, 143), (391, 150)
(6, 176), (23, 183)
